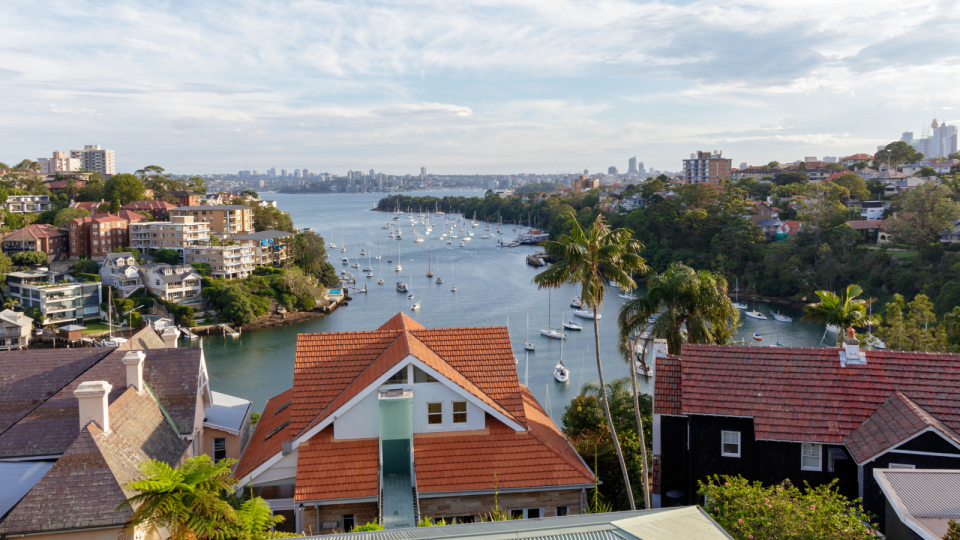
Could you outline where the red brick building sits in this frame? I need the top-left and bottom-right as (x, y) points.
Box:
(172, 191), (200, 207)
(683, 151), (732, 184)
(0, 224), (68, 262)
(68, 213), (141, 259)
(122, 200), (177, 220)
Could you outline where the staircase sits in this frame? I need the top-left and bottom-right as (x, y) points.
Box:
(381, 474), (416, 529)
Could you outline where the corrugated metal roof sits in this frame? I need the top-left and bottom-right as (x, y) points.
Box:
(303, 507), (731, 540)
(874, 469), (960, 540)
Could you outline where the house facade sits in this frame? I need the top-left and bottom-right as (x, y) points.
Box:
(68, 212), (141, 259)
(183, 242), (255, 279)
(123, 200), (178, 220)
(170, 205), (254, 235)
(231, 230), (295, 266)
(234, 314), (594, 534)
(0, 224), (68, 262)
(130, 215), (211, 260)
(141, 262), (202, 303)
(0, 308), (33, 350)
(4, 270), (101, 326)
(3, 195), (51, 214)
(652, 334), (960, 534)
(99, 252), (144, 298)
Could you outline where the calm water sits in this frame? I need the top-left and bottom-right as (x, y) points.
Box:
(202, 191), (829, 424)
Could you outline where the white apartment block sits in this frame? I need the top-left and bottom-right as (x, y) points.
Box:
(38, 151), (82, 175)
(4, 195), (52, 214)
(130, 216), (211, 261)
(70, 145), (116, 176)
(183, 242), (255, 280)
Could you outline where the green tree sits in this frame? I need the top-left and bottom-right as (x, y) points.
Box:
(766, 161), (780, 169)
(640, 179), (664, 198)
(802, 284), (878, 346)
(24, 307), (42, 324)
(188, 175), (207, 195)
(886, 184), (960, 248)
(53, 207), (90, 227)
(917, 166), (937, 177)
(11, 251), (47, 266)
(153, 248), (181, 265)
(534, 212), (648, 511)
(825, 162), (844, 171)
(944, 306), (960, 353)
(0, 251), (12, 282)
(874, 140), (923, 168)
(291, 232), (338, 287)
(832, 173), (870, 202)
(773, 171), (809, 186)
(798, 182), (848, 261)
(253, 206), (295, 232)
(877, 294), (908, 351)
(945, 519), (960, 540)
(220, 287), (258, 325)
(14, 159), (39, 171)
(104, 173), (146, 205)
(699, 475), (877, 540)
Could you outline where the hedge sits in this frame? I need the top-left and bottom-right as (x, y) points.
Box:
(75, 273), (101, 283)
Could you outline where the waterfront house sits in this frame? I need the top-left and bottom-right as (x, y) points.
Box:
(231, 230), (295, 266)
(874, 469), (960, 540)
(652, 332), (960, 534)
(0, 333), (251, 539)
(0, 308), (33, 350)
(130, 215), (212, 260)
(4, 269), (101, 326)
(100, 252), (144, 298)
(234, 314), (595, 534)
(170, 204), (255, 235)
(141, 261), (202, 303)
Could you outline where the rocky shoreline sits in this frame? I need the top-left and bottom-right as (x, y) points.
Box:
(239, 295), (352, 332)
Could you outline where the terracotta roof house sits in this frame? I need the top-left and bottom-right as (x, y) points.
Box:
(0, 223), (68, 262)
(69, 199), (105, 212)
(123, 200), (177, 220)
(0, 333), (250, 539)
(235, 314), (595, 534)
(774, 220), (802, 239)
(841, 153), (873, 166)
(652, 334), (960, 534)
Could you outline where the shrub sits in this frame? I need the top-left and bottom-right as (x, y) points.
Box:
(11, 251), (46, 266)
(190, 262), (212, 277)
(152, 248), (180, 265)
(73, 258), (99, 274)
(350, 520), (384, 532)
(253, 266), (282, 276)
(75, 273), (101, 283)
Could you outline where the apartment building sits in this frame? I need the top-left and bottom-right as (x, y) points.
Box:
(1, 224), (68, 262)
(231, 230), (294, 266)
(0, 309), (33, 350)
(172, 190), (201, 207)
(571, 175), (600, 192)
(123, 200), (177, 220)
(183, 242), (254, 279)
(683, 151), (732, 184)
(69, 144), (116, 176)
(170, 205), (254, 234)
(4, 270), (101, 326)
(4, 195), (52, 214)
(130, 216), (211, 261)
(37, 151), (82, 174)
(68, 213), (144, 259)
(141, 262), (202, 303)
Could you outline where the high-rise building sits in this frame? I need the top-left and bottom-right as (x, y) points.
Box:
(38, 151), (82, 174)
(421, 167), (426, 182)
(583, 169), (589, 175)
(682, 151), (732, 184)
(268, 167), (276, 177)
(294, 169), (301, 178)
(369, 169), (375, 178)
(628, 157), (637, 174)
(902, 119), (958, 159)
(69, 145), (116, 176)
(638, 162), (645, 173)
(608, 166), (618, 175)
(281, 169), (287, 177)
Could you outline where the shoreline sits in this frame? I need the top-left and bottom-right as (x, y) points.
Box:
(238, 295), (351, 332)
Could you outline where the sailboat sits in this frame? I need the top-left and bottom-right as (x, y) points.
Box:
(408, 275), (415, 300)
(377, 255), (384, 285)
(359, 234), (365, 257)
(426, 247), (433, 277)
(364, 252), (373, 277)
(524, 314), (535, 351)
(563, 311), (582, 331)
(733, 278), (748, 310)
(451, 264), (457, 292)
(395, 243), (402, 272)
(554, 332), (569, 382)
(540, 290), (566, 339)
(375, 238), (381, 260)
(329, 228), (336, 249)
(351, 245), (360, 268)
(340, 225), (346, 252)
(435, 255), (442, 284)
(744, 294), (767, 320)
(387, 239), (393, 263)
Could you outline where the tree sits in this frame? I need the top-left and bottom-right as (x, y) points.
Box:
(874, 141), (923, 168)
(253, 206), (294, 232)
(291, 232), (337, 287)
(945, 306), (960, 353)
(188, 175), (207, 195)
(798, 182), (848, 260)
(153, 248), (181, 265)
(773, 171), (809, 186)
(220, 287), (258, 325)
(640, 178), (664, 198)
(917, 166), (937, 177)
(0, 251), (12, 282)
(24, 307), (42, 323)
(945, 519), (960, 540)
(766, 161), (780, 169)
(699, 475), (877, 540)
(14, 159), (39, 171)
(825, 163), (844, 171)
(802, 284), (878, 346)
(104, 173), (146, 204)
(886, 184), (960, 248)
(53, 207), (90, 228)
(119, 455), (295, 540)
(534, 212), (648, 511)
(832, 173), (870, 202)
(11, 251), (47, 266)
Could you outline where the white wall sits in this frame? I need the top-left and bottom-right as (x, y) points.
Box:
(252, 448), (299, 485)
(334, 390), (380, 440)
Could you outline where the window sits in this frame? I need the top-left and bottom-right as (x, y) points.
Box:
(556, 507), (568, 517)
(413, 366), (438, 383)
(721, 431), (740, 457)
(889, 463), (915, 469)
(453, 401), (467, 424)
(213, 438), (227, 463)
(451, 516), (474, 524)
(801, 444), (822, 471)
(385, 368), (407, 385)
(427, 402), (442, 425)
(511, 509), (541, 519)
(342, 515), (355, 532)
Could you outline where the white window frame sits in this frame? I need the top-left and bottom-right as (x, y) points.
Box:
(427, 402), (443, 426)
(452, 401), (468, 424)
(888, 463), (915, 470)
(721, 431), (741, 457)
(801, 444), (822, 471)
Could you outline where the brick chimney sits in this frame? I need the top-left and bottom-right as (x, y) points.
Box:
(74, 381), (112, 433)
(122, 350), (145, 393)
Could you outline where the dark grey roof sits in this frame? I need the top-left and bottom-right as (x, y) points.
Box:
(205, 391), (251, 434)
(0, 388), (189, 535)
(874, 469), (960, 540)
(757, 219), (783, 227)
(173, 204), (252, 211)
(231, 230), (295, 241)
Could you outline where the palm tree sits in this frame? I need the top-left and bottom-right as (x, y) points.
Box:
(617, 262), (738, 508)
(802, 284), (878, 346)
(535, 212), (648, 510)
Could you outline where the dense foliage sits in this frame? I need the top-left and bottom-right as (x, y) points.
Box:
(202, 267), (323, 325)
(699, 475), (877, 540)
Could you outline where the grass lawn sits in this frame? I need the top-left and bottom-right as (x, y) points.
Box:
(81, 322), (112, 333)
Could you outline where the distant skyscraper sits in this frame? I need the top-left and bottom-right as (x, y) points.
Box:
(902, 119), (958, 158)
(294, 169), (301, 178)
(583, 169), (588, 175)
(608, 166), (618, 175)
(69, 145), (116, 176)
(369, 169), (375, 178)
(281, 169), (287, 177)
(628, 157), (637, 173)
(268, 167), (276, 177)
(638, 162), (644, 173)
(421, 167), (426, 182)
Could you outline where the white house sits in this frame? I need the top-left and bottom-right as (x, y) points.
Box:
(99, 252), (143, 298)
(141, 263), (202, 303)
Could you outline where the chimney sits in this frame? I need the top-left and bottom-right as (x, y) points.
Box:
(161, 327), (180, 348)
(843, 327), (860, 357)
(122, 350), (145, 392)
(74, 381), (112, 433)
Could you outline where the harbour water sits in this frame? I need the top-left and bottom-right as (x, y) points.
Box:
(202, 191), (832, 424)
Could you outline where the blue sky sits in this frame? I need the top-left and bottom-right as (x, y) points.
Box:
(1, 0), (958, 175)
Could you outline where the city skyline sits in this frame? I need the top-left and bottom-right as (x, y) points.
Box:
(1, 0), (958, 175)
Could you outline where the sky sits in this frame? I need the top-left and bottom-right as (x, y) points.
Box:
(1, 0), (959, 176)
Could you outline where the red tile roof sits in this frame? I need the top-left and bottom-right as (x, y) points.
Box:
(294, 427), (379, 501)
(846, 219), (887, 231)
(412, 386), (593, 494)
(664, 345), (960, 452)
(69, 200), (103, 212)
(123, 201), (177, 211)
(1, 224), (65, 242)
(234, 388), (294, 480)
(843, 392), (960, 464)
(653, 354), (682, 416)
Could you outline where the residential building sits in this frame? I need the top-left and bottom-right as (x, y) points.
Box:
(69, 199), (105, 213)
(100, 252), (144, 298)
(841, 153), (873, 166)
(628, 156), (638, 173)
(172, 190), (201, 207)
(141, 262), (202, 303)
(571, 175), (599, 192)
(846, 219), (890, 243)
(731, 167), (779, 181)
(203, 391), (252, 464)
(0, 309), (33, 350)
(130, 215), (211, 260)
(859, 201), (886, 220)
(234, 314), (595, 532)
(183, 241), (254, 279)
(774, 220), (802, 240)
(230, 230), (295, 265)
(901, 119), (958, 159)
(682, 151), (732, 184)
(44, 177), (88, 193)
(170, 205), (254, 234)
(746, 201), (778, 224)
(940, 218), (960, 244)
(4, 194), (52, 214)
(421, 166), (426, 181)
(756, 218), (784, 241)
(874, 469), (960, 540)
(37, 151), (82, 174)
(0, 338), (251, 539)
(653, 334), (960, 534)
(1, 224), (68, 262)
(4, 270), (101, 326)
(68, 213), (138, 259)
(123, 200), (177, 220)
(69, 144), (116, 176)
(885, 177), (930, 196)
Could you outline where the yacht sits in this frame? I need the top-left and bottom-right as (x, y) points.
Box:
(570, 297), (582, 309)
(826, 324), (841, 333)
(436, 278), (442, 284)
(396, 282), (408, 292)
(459, 242), (465, 247)
(562, 319), (582, 331)
(554, 362), (570, 383)
(377, 278), (384, 285)
(341, 257), (349, 265)
(573, 309), (601, 320)
(411, 302), (420, 311)
(524, 341), (535, 351)
(540, 328), (566, 339)
(772, 311), (793, 323)
(395, 264), (402, 272)
(618, 293), (638, 300)
(865, 335), (886, 349)
(745, 310), (767, 320)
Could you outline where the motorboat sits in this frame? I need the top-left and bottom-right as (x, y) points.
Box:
(554, 361), (570, 383)
(745, 310), (767, 320)
(865, 335), (886, 349)
(563, 319), (582, 331)
(618, 293), (638, 300)
(436, 278), (442, 284)
(772, 312), (793, 323)
(570, 297), (582, 309)
(414, 237), (424, 243)
(635, 360), (653, 377)
(459, 242), (465, 247)
(752, 333), (762, 342)
(826, 324), (841, 333)
(573, 309), (601, 320)
(524, 340), (535, 351)
(733, 302), (748, 310)
(341, 257), (349, 265)
(351, 262), (359, 268)
(396, 282), (408, 292)
(540, 328), (566, 339)
(411, 302), (420, 311)
(609, 280), (616, 287)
